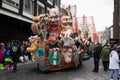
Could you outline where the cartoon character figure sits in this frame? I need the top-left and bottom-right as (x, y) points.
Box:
(27, 7), (84, 71)
(46, 8), (62, 51)
(27, 35), (40, 61)
(30, 13), (50, 61)
(60, 14), (78, 63)
(61, 15), (74, 38)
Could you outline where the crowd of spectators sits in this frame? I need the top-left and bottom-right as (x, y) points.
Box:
(0, 40), (32, 71)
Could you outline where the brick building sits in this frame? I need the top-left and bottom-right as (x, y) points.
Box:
(113, 0), (120, 40)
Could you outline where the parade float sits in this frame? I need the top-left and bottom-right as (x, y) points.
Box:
(27, 8), (86, 72)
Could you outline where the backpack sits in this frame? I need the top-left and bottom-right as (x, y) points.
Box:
(11, 46), (18, 53)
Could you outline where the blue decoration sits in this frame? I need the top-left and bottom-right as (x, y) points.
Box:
(36, 49), (45, 55)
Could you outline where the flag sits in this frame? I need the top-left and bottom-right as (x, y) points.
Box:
(70, 5), (78, 33)
(73, 16), (79, 33)
(91, 16), (98, 42)
(70, 5), (77, 17)
(77, 16), (98, 42)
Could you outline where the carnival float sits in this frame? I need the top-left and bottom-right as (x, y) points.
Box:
(27, 8), (90, 72)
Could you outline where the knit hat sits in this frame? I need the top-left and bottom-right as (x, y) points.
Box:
(0, 43), (5, 46)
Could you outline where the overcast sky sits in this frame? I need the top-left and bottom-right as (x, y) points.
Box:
(61, 0), (114, 31)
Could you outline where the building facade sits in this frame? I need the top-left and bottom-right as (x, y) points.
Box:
(0, 0), (61, 42)
(113, 0), (120, 40)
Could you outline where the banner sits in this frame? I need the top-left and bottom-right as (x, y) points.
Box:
(77, 16), (98, 42)
(70, 5), (77, 17)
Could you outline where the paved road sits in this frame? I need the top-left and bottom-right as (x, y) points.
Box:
(0, 58), (110, 80)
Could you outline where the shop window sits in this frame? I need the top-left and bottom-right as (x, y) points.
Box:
(37, 5), (45, 15)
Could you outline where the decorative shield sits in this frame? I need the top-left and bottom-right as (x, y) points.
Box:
(48, 50), (61, 65)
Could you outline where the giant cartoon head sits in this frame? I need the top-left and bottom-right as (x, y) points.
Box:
(61, 37), (75, 63)
(49, 8), (59, 17)
(61, 15), (73, 31)
(47, 8), (62, 34)
(46, 8), (62, 45)
(47, 8), (59, 27)
(60, 15), (73, 38)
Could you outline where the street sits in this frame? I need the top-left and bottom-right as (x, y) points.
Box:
(0, 58), (110, 80)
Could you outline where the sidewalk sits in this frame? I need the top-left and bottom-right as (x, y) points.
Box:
(17, 61), (34, 66)
(0, 61), (34, 71)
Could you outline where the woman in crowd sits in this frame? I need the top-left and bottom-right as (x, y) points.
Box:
(0, 42), (5, 69)
(4, 42), (13, 70)
(109, 44), (120, 80)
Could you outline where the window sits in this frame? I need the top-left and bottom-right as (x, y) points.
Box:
(49, 0), (53, 3)
(47, 0), (53, 5)
(55, 0), (60, 7)
(37, 5), (45, 15)
(2, 0), (19, 8)
(2, 0), (20, 12)
(37, 1), (45, 15)
(23, 0), (34, 15)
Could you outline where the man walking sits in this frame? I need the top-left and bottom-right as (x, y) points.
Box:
(92, 43), (102, 72)
(10, 41), (21, 73)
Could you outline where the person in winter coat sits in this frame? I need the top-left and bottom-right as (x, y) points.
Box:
(4, 43), (13, 70)
(10, 41), (21, 73)
(100, 44), (110, 71)
(109, 45), (120, 80)
(92, 43), (102, 72)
